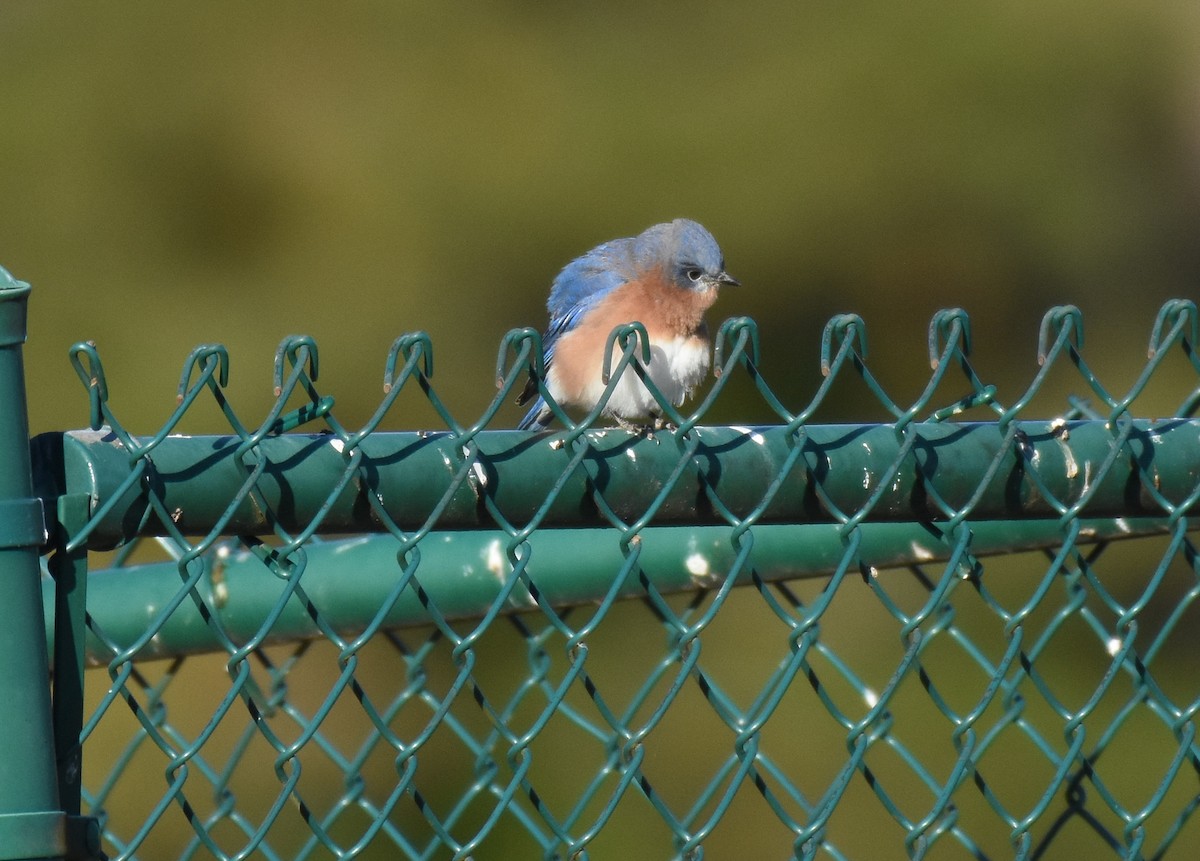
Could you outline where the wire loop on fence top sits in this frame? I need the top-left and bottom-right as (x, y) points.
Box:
(713, 315), (760, 373)
(820, 312), (868, 376)
(1038, 304), (1084, 365)
(273, 334), (320, 395)
(927, 307), (972, 369)
(600, 321), (651, 385)
(1149, 298), (1198, 359)
(177, 344), (230, 397)
(68, 340), (109, 431)
(494, 327), (542, 391)
(386, 331), (434, 392)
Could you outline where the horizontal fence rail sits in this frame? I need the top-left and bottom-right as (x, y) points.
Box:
(4, 279), (1200, 860)
(39, 518), (1180, 665)
(30, 419), (1200, 545)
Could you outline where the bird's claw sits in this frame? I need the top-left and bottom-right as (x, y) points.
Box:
(609, 415), (674, 443)
(612, 415), (647, 434)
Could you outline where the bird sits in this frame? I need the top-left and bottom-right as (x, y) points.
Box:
(517, 219), (739, 431)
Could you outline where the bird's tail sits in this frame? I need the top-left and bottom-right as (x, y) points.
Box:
(517, 397), (552, 431)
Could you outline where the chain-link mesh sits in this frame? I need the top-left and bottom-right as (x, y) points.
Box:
(35, 303), (1200, 860)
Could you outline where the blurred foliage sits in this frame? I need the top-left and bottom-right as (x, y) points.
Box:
(2, 0), (1199, 434)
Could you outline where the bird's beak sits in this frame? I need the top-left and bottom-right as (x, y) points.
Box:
(717, 271), (740, 287)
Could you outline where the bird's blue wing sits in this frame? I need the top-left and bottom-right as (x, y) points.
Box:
(542, 240), (631, 359)
(539, 302), (587, 367)
(517, 240), (633, 429)
(517, 395), (551, 430)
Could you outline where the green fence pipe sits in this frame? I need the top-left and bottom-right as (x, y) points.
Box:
(31, 420), (1200, 549)
(42, 517), (1172, 664)
(0, 270), (64, 860)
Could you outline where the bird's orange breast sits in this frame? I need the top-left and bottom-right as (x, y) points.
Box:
(548, 275), (716, 406)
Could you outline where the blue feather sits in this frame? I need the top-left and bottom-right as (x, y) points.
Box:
(517, 395), (549, 430)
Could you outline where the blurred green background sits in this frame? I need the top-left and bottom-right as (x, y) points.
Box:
(4, 1), (1199, 434)
(6, 1), (1200, 859)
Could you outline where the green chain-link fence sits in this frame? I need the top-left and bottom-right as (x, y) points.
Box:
(2, 267), (1199, 859)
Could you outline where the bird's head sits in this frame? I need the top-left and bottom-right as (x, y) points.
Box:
(635, 218), (740, 293)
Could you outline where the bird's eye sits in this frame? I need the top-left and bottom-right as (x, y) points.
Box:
(685, 268), (703, 283)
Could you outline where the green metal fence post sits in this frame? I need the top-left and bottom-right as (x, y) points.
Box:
(0, 268), (64, 861)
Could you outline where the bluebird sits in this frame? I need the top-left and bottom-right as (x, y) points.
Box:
(517, 219), (739, 430)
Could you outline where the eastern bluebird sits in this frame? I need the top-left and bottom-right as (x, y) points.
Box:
(517, 219), (739, 430)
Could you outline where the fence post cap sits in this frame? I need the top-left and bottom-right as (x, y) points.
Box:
(0, 265), (31, 294)
(0, 267), (30, 348)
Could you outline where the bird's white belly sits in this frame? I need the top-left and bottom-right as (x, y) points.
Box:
(552, 334), (710, 420)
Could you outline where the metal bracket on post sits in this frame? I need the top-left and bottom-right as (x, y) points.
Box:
(0, 809), (108, 861)
(0, 497), (46, 549)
